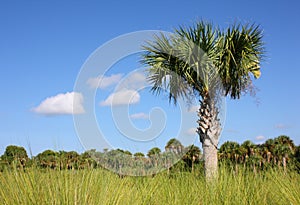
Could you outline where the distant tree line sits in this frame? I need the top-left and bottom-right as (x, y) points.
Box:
(219, 135), (300, 174)
(0, 135), (299, 174)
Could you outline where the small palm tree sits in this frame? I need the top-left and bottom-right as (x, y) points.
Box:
(147, 147), (162, 168)
(142, 20), (264, 179)
(165, 138), (184, 154)
(183, 145), (201, 173)
(147, 147), (161, 157)
(134, 152), (145, 158)
(264, 138), (276, 165)
(219, 141), (240, 173)
(274, 135), (296, 171)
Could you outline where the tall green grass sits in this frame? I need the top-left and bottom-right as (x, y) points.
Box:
(0, 167), (299, 205)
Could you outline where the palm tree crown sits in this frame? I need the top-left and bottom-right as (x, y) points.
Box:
(142, 21), (264, 102)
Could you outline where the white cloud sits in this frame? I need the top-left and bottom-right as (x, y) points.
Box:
(100, 89), (140, 106)
(188, 105), (200, 113)
(255, 135), (265, 141)
(87, 74), (123, 89)
(32, 92), (85, 115)
(130, 112), (149, 120)
(186, 127), (197, 136)
(117, 72), (147, 91)
(274, 123), (291, 130)
(87, 72), (147, 90)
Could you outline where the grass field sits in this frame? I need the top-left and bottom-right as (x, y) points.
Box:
(0, 167), (299, 205)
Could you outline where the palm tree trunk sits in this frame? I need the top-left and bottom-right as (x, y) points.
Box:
(192, 156), (196, 173)
(253, 163), (257, 174)
(283, 156), (287, 172)
(197, 95), (221, 180)
(202, 142), (218, 179)
(267, 152), (271, 163)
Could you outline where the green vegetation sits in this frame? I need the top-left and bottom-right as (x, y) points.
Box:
(0, 136), (299, 204)
(0, 135), (299, 174)
(0, 166), (299, 204)
(0, 136), (300, 205)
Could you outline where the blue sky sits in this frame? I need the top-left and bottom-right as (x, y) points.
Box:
(0, 0), (299, 156)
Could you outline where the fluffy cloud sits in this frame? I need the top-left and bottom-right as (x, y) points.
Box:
(186, 127), (197, 136)
(130, 112), (149, 120)
(255, 135), (265, 141)
(188, 105), (200, 113)
(120, 72), (147, 90)
(87, 74), (123, 89)
(100, 89), (140, 106)
(92, 72), (147, 107)
(32, 92), (85, 115)
(274, 123), (291, 130)
(87, 72), (147, 90)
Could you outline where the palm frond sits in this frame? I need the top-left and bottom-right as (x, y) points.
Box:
(217, 23), (265, 99)
(142, 20), (265, 102)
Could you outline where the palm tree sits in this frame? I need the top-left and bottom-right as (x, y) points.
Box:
(80, 150), (97, 169)
(142, 21), (264, 179)
(273, 135), (296, 171)
(250, 145), (262, 174)
(275, 135), (296, 152)
(36, 149), (59, 169)
(258, 144), (270, 170)
(147, 147), (162, 157)
(65, 151), (80, 170)
(183, 145), (201, 173)
(2, 145), (29, 169)
(134, 152), (145, 158)
(263, 139), (274, 164)
(133, 152), (147, 175)
(240, 140), (255, 166)
(165, 138), (184, 154)
(219, 141), (240, 173)
(263, 139), (276, 165)
(147, 147), (161, 168)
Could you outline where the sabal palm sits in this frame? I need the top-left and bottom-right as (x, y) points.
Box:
(219, 141), (240, 163)
(274, 135), (296, 170)
(147, 147), (162, 157)
(275, 135), (296, 152)
(165, 138), (184, 154)
(142, 21), (264, 179)
(263, 138), (277, 165)
(183, 145), (201, 172)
